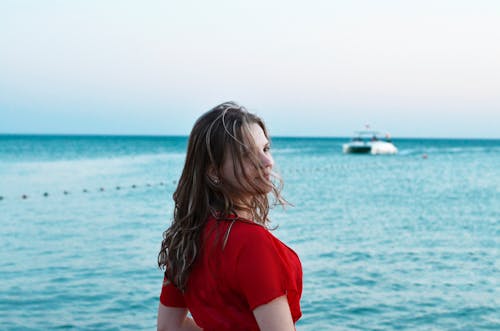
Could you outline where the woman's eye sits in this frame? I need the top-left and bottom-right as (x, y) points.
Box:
(263, 146), (270, 152)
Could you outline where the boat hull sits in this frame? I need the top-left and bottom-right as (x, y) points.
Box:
(342, 144), (372, 153)
(342, 141), (398, 155)
(370, 141), (398, 155)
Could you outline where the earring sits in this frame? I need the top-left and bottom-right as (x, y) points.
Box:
(211, 177), (220, 185)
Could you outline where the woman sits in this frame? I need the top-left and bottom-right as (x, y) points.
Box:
(157, 102), (302, 331)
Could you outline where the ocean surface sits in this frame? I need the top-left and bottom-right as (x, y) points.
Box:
(1, 135), (499, 331)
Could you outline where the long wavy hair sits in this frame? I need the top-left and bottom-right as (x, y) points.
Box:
(158, 101), (286, 291)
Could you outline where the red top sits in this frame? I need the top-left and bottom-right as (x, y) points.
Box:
(160, 215), (302, 331)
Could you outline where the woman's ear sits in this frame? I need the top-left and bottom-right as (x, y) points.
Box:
(207, 166), (221, 184)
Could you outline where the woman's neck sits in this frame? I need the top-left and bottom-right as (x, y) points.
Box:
(235, 209), (253, 221)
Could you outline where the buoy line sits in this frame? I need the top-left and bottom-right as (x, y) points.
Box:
(0, 180), (177, 201)
(0, 160), (417, 202)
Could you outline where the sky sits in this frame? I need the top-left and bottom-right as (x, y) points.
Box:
(1, 0), (499, 138)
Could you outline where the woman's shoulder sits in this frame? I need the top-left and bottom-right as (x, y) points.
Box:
(227, 221), (286, 255)
(206, 215), (280, 251)
(230, 219), (274, 240)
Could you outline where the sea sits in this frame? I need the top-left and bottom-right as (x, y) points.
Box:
(0, 135), (499, 331)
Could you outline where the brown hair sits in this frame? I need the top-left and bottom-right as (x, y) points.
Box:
(157, 101), (286, 291)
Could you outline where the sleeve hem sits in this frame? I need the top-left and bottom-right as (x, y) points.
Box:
(159, 296), (188, 308)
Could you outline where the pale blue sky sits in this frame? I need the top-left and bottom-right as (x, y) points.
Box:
(1, 0), (499, 138)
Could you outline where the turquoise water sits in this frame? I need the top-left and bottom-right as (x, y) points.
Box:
(1, 135), (499, 330)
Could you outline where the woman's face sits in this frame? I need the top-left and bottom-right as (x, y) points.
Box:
(221, 122), (274, 197)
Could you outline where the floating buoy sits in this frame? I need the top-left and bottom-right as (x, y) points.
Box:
(422, 153), (428, 159)
(11, 179), (180, 202)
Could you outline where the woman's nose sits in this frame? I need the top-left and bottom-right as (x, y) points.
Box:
(260, 153), (273, 168)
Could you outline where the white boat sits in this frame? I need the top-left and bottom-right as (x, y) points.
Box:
(342, 130), (398, 155)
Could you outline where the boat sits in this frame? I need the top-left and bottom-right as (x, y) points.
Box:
(342, 130), (398, 155)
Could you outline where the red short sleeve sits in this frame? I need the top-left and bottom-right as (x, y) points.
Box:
(159, 275), (187, 307)
(234, 227), (289, 310)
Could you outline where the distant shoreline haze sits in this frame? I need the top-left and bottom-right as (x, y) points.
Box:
(1, 133), (499, 140)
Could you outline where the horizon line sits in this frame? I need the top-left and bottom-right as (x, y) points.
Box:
(1, 132), (499, 140)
